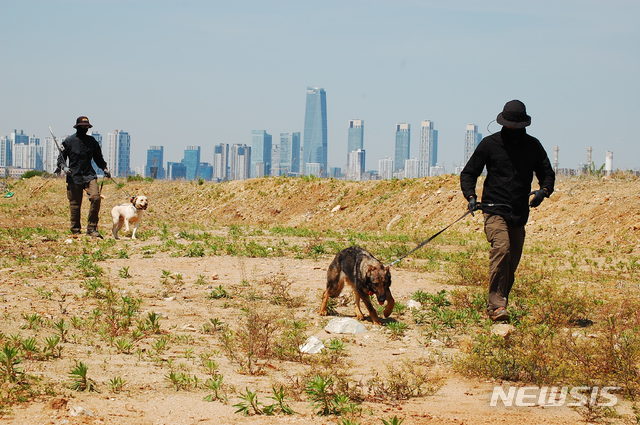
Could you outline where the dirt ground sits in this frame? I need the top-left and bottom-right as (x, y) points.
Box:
(1, 175), (639, 424)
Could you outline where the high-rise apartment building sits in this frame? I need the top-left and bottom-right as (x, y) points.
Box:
(303, 87), (328, 176)
(271, 145), (281, 177)
(463, 124), (482, 166)
(43, 137), (59, 173)
(145, 146), (165, 179)
(229, 144), (251, 180)
(378, 157), (393, 180)
(13, 135), (43, 170)
(347, 119), (364, 162)
(106, 130), (131, 177)
(347, 149), (365, 181)
(419, 120), (438, 177)
(279, 132), (301, 176)
(394, 123), (410, 172)
(251, 130), (272, 178)
(183, 146), (201, 180)
(213, 143), (229, 181)
(0, 136), (11, 167)
(404, 158), (420, 179)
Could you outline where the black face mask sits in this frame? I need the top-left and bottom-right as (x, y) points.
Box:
(501, 127), (526, 141)
(76, 127), (89, 135)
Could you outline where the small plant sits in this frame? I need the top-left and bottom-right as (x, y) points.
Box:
(203, 375), (226, 402)
(144, 312), (162, 334)
(202, 318), (225, 334)
(305, 375), (346, 416)
(185, 243), (205, 257)
(118, 266), (132, 279)
(208, 285), (230, 300)
(53, 318), (69, 342)
(22, 313), (43, 330)
(116, 249), (129, 259)
(194, 274), (207, 285)
(0, 344), (22, 383)
(166, 371), (196, 391)
(234, 387), (263, 415)
(152, 336), (169, 355)
(20, 337), (39, 359)
(263, 385), (295, 415)
(69, 361), (96, 391)
(109, 376), (126, 393)
(386, 321), (409, 339)
(114, 337), (133, 354)
(381, 416), (405, 425)
(44, 335), (62, 358)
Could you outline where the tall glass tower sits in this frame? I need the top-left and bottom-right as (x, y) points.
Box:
(251, 130), (272, 178)
(347, 119), (364, 154)
(303, 87), (327, 176)
(463, 124), (481, 166)
(419, 121), (438, 177)
(394, 123), (410, 172)
(107, 130), (131, 177)
(145, 146), (165, 179)
(183, 145), (201, 180)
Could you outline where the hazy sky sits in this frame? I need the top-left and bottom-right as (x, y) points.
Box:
(2, 0), (638, 172)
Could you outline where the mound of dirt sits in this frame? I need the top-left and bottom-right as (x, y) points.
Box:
(1, 174), (639, 251)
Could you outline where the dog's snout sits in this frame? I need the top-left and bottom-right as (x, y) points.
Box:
(377, 295), (386, 305)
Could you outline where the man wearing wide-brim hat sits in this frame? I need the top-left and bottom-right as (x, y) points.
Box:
(460, 100), (555, 321)
(56, 116), (111, 238)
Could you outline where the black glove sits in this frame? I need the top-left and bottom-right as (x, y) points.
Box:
(104, 169), (111, 178)
(467, 196), (478, 216)
(529, 189), (547, 208)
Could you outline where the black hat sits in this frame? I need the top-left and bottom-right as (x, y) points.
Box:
(73, 116), (93, 129)
(496, 100), (531, 128)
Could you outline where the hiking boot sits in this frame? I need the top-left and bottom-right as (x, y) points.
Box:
(86, 229), (104, 239)
(488, 307), (509, 322)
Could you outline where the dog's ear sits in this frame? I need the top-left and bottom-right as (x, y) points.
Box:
(130, 196), (137, 204)
(385, 265), (390, 273)
(367, 264), (376, 275)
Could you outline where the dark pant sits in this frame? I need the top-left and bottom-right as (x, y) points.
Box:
(67, 179), (101, 233)
(483, 214), (525, 311)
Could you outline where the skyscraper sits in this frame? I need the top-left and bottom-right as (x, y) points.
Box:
(404, 158), (420, 179)
(347, 119), (364, 161)
(183, 145), (201, 180)
(303, 87), (328, 176)
(251, 130), (272, 178)
(378, 157), (393, 180)
(213, 143), (229, 181)
(278, 132), (301, 176)
(167, 162), (186, 180)
(197, 163), (213, 181)
(90, 132), (103, 174)
(463, 124), (481, 166)
(347, 149), (365, 181)
(13, 135), (43, 170)
(43, 137), (58, 173)
(419, 120), (438, 177)
(106, 130), (131, 177)
(0, 136), (11, 167)
(229, 144), (251, 180)
(145, 146), (165, 179)
(394, 123), (410, 172)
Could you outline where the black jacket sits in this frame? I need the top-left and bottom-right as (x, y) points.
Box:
(57, 133), (107, 185)
(460, 128), (555, 226)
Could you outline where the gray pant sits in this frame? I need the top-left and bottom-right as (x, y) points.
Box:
(66, 179), (101, 233)
(483, 214), (525, 311)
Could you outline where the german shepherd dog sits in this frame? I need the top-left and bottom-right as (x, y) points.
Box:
(319, 246), (395, 325)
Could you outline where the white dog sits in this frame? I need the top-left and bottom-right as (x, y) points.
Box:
(111, 196), (149, 239)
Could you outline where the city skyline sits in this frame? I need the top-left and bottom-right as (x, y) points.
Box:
(3, 2), (638, 173)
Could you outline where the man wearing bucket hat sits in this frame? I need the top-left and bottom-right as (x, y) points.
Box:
(56, 116), (111, 238)
(460, 100), (555, 321)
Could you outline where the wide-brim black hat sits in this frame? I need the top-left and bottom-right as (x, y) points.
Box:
(73, 116), (93, 129)
(496, 100), (531, 128)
